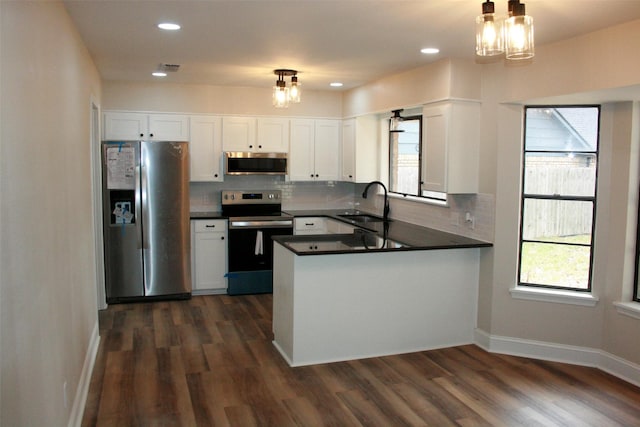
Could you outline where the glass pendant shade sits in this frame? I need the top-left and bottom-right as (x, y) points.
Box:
(289, 76), (301, 103)
(476, 1), (504, 56)
(505, 3), (534, 60)
(272, 80), (289, 108)
(389, 110), (405, 133)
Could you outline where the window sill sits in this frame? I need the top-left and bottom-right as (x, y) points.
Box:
(613, 301), (640, 320)
(388, 192), (448, 207)
(510, 286), (599, 307)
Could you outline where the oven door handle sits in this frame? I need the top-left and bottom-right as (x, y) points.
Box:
(229, 220), (293, 229)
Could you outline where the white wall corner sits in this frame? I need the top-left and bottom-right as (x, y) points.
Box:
(68, 321), (101, 427)
(474, 328), (640, 388)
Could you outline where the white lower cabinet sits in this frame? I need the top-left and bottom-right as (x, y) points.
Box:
(191, 219), (228, 294)
(294, 217), (328, 235)
(294, 217), (358, 235)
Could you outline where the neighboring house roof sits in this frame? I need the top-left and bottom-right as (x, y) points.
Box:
(525, 107), (598, 152)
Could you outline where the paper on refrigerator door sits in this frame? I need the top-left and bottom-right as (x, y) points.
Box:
(106, 146), (135, 189)
(255, 230), (263, 255)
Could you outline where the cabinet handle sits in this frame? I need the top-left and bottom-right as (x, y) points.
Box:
(349, 175), (353, 178)
(310, 174), (314, 177)
(206, 225), (216, 228)
(139, 133), (144, 137)
(221, 236), (225, 240)
(315, 174), (319, 177)
(258, 145), (262, 149)
(214, 173), (218, 178)
(249, 145), (253, 149)
(149, 133), (154, 138)
(305, 223), (315, 226)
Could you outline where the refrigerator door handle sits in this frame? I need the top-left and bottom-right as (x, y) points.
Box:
(135, 164), (143, 249)
(140, 164), (149, 249)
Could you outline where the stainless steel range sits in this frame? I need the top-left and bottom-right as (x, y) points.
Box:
(221, 190), (293, 295)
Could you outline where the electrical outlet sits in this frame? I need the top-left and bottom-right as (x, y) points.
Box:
(465, 212), (475, 229)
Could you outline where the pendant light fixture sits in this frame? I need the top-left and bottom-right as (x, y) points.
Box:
(475, 0), (534, 61)
(272, 69), (301, 108)
(476, 1), (503, 56)
(505, 0), (534, 60)
(389, 109), (405, 133)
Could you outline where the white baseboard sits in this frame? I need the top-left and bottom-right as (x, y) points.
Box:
(474, 328), (640, 388)
(68, 321), (101, 427)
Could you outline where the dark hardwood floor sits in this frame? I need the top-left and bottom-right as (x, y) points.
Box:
(82, 294), (640, 426)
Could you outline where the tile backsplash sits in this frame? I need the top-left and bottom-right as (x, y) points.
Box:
(190, 177), (494, 242)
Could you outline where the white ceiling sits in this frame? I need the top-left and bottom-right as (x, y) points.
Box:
(63, 0), (640, 92)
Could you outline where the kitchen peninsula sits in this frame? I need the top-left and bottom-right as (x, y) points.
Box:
(272, 212), (491, 367)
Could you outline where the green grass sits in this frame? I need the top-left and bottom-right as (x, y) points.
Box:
(520, 235), (591, 289)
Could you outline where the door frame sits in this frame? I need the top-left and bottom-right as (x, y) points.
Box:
(90, 97), (107, 310)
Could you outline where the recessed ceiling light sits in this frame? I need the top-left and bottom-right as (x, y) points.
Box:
(158, 22), (181, 31)
(330, 82), (343, 87)
(152, 72), (167, 77)
(420, 47), (440, 54)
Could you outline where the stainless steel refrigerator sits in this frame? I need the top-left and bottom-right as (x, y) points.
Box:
(102, 140), (191, 303)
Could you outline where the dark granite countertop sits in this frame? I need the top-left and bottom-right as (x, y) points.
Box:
(190, 211), (225, 220)
(277, 209), (492, 255)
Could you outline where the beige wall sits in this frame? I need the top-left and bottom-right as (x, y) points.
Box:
(342, 58), (482, 117)
(341, 19), (640, 368)
(103, 81), (343, 118)
(481, 21), (640, 364)
(1, 2), (101, 426)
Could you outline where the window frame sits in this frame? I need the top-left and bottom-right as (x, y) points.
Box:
(387, 114), (447, 203)
(517, 105), (601, 293)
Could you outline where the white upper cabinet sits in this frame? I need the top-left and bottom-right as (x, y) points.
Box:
(289, 119), (316, 181)
(341, 116), (378, 183)
(257, 117), (290, 152)
(313, 120), (341, 181)
(103, 111), (189, 141)
(421, 101), (480, 194)
(221, 116), (256, 151)
(190, 115), (223, 182)
(222, 116), (289, 152)
(289, 119), (340, 181)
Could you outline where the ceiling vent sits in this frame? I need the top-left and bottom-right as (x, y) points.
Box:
(157, 63), (180, 73)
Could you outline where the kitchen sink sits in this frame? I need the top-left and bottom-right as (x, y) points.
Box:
(338, 213), (385, 223)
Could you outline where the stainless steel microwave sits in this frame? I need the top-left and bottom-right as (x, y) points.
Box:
(224, 152), (288, 175)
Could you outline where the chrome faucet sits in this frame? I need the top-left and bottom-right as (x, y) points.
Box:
(362, 180), (390, 222)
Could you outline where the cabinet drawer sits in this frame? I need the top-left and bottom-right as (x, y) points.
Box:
(194, 219), (226, 233)
(294, 217), (327, 234)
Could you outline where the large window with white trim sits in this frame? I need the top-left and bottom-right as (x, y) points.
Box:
(518, 106), (600, 291)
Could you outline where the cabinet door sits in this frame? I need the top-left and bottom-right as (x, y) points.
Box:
(289, 119), (316, 181)
(222, 116), (256, 151)
(341, 119), (356, 181)
(314, 120), (340, 181)
(190, 115), (223, 182)
(192, 220), (228, 292)
(294, 217), (327, 235)
(148, 114), (190, 140)
(422, 102), (480, 194)
(257, 117), (289, 152)
(422, 105), (448, 193)
(103, 112), (148, 140)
